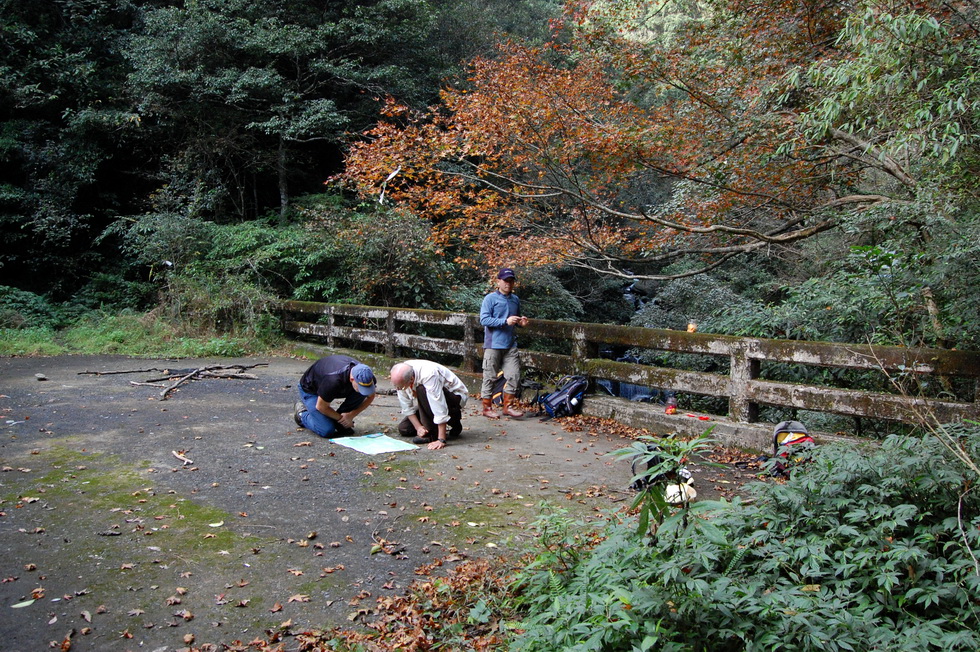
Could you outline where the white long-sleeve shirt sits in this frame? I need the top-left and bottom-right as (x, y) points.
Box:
(396, 360), (469, 425)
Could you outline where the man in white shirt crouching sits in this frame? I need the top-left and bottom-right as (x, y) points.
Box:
(390, 360), (469, 451)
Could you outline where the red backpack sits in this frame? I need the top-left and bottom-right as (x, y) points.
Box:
(771, 420), (815, 477)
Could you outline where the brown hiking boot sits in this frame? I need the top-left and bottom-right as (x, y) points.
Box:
(502, 393), (524, 419)
(482, 398), (501, 419)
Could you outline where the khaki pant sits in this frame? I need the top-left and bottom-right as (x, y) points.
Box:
(481, 347), (521, 397)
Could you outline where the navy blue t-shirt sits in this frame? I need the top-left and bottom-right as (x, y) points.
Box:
(299, 355), (359, 403)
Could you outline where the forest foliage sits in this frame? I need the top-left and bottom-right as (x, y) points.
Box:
(3, 3), (980, 650)
(2, 0), (978, 352)
(0, 0), (559, 310)
(342, 0), (980, 349)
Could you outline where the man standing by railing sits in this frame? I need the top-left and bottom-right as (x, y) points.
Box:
(480, 267), (529, 419)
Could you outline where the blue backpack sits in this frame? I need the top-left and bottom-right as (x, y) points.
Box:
(537, 375), (588, 421)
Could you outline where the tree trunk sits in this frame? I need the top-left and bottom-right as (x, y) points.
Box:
(278, 138), (289, 223)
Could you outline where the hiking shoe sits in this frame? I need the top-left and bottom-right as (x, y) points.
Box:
(482, 404), (501, 419)
(502, 405), (525, 418)
(481, 398), (500, 419)
(502, 394), (525, 419)
(293, 401), (306, 427)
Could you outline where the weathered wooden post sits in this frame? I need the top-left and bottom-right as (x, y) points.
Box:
(728, 340), (759, 422)
(462, 315), (477, 373)
(572, 325), (591, 374)
(384, 309), (396, 359)
(325, 305), (335, 349)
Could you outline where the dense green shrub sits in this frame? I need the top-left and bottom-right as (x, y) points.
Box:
(72, 272), (159, 313)
(160, 272), (281, 338)
(511, 429), (980, 651)
(105, 196), (462, 339)
(631, 274), (754, 333)
(709, 240), (980, 350)
(320, 204), (458, 309)
(0, 285), (67, 328)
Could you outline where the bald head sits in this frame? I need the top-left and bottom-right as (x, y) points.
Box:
(390, 363), (415, 391)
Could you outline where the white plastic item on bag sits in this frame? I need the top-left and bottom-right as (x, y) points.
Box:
(664, 483), (697, 504)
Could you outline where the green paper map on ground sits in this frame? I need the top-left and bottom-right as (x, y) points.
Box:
(330, 433), (418, 454)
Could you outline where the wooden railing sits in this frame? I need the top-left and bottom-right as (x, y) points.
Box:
(282, 301), (980, 426)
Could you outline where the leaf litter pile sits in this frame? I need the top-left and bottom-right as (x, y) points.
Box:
(285, 557), (515, 652)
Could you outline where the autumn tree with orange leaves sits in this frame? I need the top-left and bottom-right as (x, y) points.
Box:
(341, 0), (979, 285)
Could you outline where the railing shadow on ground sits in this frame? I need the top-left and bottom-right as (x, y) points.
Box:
(282, 301), (980, 451)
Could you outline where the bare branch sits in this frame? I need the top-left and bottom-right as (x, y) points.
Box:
(828, 127), (919, 189)
(565, 250), (749, 281)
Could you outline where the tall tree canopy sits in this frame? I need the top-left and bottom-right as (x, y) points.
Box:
(342, 0), (980, 281)
(0, 0), (142, 296)
(0, 0), (562, 301)
(124, 0), (446, 221)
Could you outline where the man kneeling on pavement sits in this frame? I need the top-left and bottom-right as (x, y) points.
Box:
(390, 360), (468, 450)
(295, 354), (377, 437)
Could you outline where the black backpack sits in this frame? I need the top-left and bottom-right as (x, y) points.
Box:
(537, 375), (588, 421)
(490, 370), (506, 406)
(493, 374), (544, 407)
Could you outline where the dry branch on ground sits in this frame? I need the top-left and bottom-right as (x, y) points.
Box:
(81, 363), (268, 399)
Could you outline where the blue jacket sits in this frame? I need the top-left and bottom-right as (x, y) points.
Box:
(480, 291), (521, 349)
